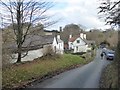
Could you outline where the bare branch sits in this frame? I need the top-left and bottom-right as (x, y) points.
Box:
(1, 0), (55, 62)
(109, 1), (120, 10)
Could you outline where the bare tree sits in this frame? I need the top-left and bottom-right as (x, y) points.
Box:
(99, 0), (120, 26)
(0, 0), (55, 63)
(61, 24), (82, 44)
(99, 0), (120, 87)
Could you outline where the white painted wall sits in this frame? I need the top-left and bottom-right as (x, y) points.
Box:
(74, 45), (87, 53)
(73, 38), (86, 46)
(57, 35), (60, 39)
(80, 33), (84, 39)
(69, 34), (72, 38)
(52, 37), (64, 54)
(11, 48), (44, 63)
(68, 37), (88, 53)
(10, 36), (64, 63)
(52, 37), (58, 52)
(83, 34), (86, 39)
(69, 36), (87, 51)
(57, 42), (64, 54)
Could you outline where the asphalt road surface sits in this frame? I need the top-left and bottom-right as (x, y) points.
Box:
(28, 49), (111, 88)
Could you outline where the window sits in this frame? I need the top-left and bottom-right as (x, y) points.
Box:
(77, 40), (80, 43)
(76, 46), (78, 51)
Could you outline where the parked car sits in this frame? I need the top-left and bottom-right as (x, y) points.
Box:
(106, 51), (115, 60)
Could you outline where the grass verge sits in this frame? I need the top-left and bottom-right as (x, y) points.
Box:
(99, 61), (118, 88)
(2, 53), (94, 89)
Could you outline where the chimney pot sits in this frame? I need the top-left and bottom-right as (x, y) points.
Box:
(69, 34), (72, 38)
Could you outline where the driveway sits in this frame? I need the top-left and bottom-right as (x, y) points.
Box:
(28, 49), (111, 88)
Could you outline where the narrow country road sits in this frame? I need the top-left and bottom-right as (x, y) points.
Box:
(28, 49), (111, 88)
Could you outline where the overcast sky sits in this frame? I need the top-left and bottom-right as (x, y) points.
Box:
(46, 0), (111, 30)
(0, 0), (112, 30)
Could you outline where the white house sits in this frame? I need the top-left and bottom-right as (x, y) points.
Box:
(68, 33), (88, 53)
(52, 35), (64, 54)
(7, 34), (64, 63)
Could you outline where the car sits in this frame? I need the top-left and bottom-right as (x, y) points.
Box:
(106, 51), (115, 60)
(99, 44), (106, 49)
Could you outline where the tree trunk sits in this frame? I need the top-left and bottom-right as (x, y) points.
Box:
(17, 43), (22, 63)
(16, 1), (22, 63)
(17, 52), (21, 63)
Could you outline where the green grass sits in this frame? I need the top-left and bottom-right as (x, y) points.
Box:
(2, 54), (93, 88)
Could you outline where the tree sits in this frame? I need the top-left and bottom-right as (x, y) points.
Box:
(100, 40), (110, 46)
(0, 0), (54, 63)
(99, 0), (120, 87)
(99, 0), (120, 26)
(61, 24), (82, 44)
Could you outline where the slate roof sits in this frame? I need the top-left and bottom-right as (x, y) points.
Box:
(24, 35), (55, 47)
(44, 30), (60, 33)
(57, 38), (63, 43)
(6, 35), (54, 53)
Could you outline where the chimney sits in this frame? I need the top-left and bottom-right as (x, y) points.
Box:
(57, 35), (60, 39)
(69, 34), (72, 38)
(59, 27), (62, 32)
(80, 33), (84, 39)
(83, 34), (86, 39)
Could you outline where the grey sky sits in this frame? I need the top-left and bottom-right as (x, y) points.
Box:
(46, 0), (111, 30)
(0, 0), (112, 30)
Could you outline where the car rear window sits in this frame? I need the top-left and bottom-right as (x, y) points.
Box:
(108, 52), (114, 54)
